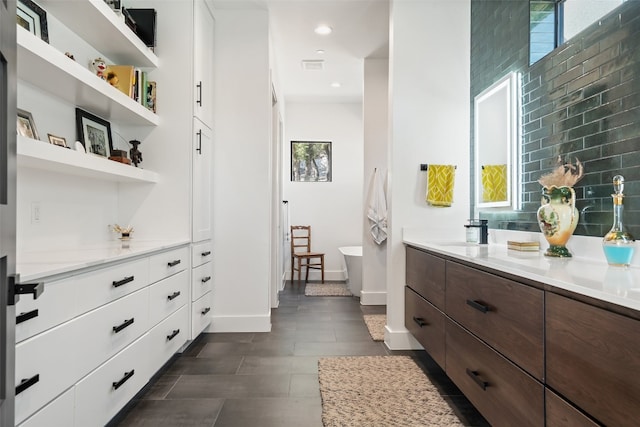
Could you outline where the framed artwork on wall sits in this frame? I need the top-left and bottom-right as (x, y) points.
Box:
(17, 0), (49, 43)
(291, 141), (332, 182)
(75, 108), (113, 157)
(47, 134), (67, 148)
(17, 109), (39, 140)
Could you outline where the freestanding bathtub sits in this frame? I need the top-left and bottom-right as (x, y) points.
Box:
(339, 246), (362, 297)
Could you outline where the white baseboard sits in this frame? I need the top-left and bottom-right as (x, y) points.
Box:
(360, 290), (386, 306)
(384, 326), (423, 350)
(207, 314), (271, 332)
(286, 269), (345, 282)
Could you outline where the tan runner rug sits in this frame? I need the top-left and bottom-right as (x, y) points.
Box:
(305, 283), (353, 297)
(363, 314), (386, 341)
(318, 356), (464, 427)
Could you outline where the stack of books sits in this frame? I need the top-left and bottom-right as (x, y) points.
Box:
(507, 241), (540, 252)
(104, 65), (156, 113)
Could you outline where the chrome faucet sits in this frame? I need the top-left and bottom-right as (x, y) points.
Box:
(465, 219), (489, 244)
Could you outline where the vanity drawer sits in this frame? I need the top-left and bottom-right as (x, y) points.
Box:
(149, 246), (190, 284)
(546, 388), (599, 427)
(74, 287), (150, 379)
(445, 319), (544, 427)
(75, 257), (149, 315)
(75, 333), (151, 427)
(546, 292), (640, 426)
(15, 319), (82, 425)
(192, 261), (213, 301)
(16, 276), (78, 343)
(405, 246), (445, 309)
(149, 270), (188, 326)
(148, 305), (189, 374)
(192, 240), (212, 268)
(404, 286), (445, 368)
(445, 261), (544, 380)
(18, 387), (75, 427)
(192, 290), (212, 338)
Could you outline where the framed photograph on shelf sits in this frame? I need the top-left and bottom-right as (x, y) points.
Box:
(17, 0), (49, 43)
(75, 108), (113, 157)
(47, 134), (68, 148)
(17, 109), (39, 140)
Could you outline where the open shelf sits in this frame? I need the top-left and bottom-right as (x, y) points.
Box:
(17, 28), (159, 127)
(17, 136), (159, 183)
(38, 0), (158, 68)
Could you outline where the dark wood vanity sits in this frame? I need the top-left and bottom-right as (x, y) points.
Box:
(405, 245), (640, 426)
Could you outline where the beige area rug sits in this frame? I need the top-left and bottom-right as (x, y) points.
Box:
(363, 314), (386, 342)
(305, 283), (353, 297)
(318, 356), (464, 427)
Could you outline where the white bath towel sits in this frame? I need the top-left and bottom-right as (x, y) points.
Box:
(367, 169), (387, 245)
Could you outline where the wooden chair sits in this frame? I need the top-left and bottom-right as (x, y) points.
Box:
(290, 225), (325, 283)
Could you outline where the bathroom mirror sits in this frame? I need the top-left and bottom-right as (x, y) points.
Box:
(474, 71), (519, 210)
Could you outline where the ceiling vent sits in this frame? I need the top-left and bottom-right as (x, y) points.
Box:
(301, 60), (324, 71)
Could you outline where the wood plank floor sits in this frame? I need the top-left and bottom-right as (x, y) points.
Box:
(110, 281), (489, 426)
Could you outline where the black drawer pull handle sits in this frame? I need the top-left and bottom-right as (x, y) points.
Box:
(201, 276), (212, 283)
(201, 307), (211, 315)
(17, 309), (39, 324)
(412, 316), (427, 327)
(167, 291), (181, 301)
(466, 368), (488, 390)
(112, 370), (135, 390)
(113, 318), (135, 333)
(112, 276), (135, 288)
(201, 251), (211, 257)
(167, 329), (180, 341)
(16, 374), (39, 395)
(466, 299), (490, 313)
(167, 260), (181, 267)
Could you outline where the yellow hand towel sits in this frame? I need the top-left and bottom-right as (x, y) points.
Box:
(482, 164), (508, 202)
(426, 165), (456, 207)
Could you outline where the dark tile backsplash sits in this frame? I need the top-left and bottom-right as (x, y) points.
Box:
(472, 0), (640, 238)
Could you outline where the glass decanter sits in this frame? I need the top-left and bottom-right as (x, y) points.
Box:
(603, 175), (635, 266)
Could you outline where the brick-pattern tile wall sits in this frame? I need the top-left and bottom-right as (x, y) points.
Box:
(472, 0), (640, 238)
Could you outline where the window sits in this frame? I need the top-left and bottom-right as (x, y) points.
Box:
(291, 141), (332, 182)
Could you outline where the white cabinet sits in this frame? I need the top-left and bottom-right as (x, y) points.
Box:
(190, 240), (212, 337)
(193, 118), (212, 242)
(193, 0), (215, 127)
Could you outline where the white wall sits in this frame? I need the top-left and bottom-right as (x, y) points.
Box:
(284, 102), (363, 281)
(212, 8), (272, 332)
(362, 58), (389, 305)
(385, 0), (471, 349)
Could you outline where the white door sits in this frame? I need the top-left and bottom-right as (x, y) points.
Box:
(0, 1), (17, 423)
(192, 118), (212, 242)
(193, 0), (214, 127)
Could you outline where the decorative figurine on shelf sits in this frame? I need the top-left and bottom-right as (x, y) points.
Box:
(129, 140), (143, 167)
(90, 57), (108, 80)
(112, 224), (133, 240)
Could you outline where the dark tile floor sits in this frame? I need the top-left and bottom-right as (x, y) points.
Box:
(111, 282), (488, 426)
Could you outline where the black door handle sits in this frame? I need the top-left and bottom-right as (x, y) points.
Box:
(412, 316), (427, 327)
(201, 276), (212, 283)
(167, 291), (181, 301)
(8, 274), (44, 305)
(17, 309), (39, 325)
(466, 299), (490, 313)
(196, 130), (202, 154)
(167, 260), (181, 267)
(16, 374), (39, 395)
(167, 329), (180, 341)
(466, 368), (489, 390)
(201, 307), (211, 315)
(196, 81), (202, 106)
(113, 318), (135, 333)
(201, 251), (211, 257)
(112, 276), (135, 288)
(112, 370), (135, 390)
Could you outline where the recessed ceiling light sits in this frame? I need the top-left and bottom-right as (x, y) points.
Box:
(316, 49), (325, 54)
(331, 82), (341, 88)
(314, 25), (332, 35)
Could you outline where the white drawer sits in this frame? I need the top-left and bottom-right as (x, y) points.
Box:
(149, 270), (188, 326)
(191, 240), (212, 268)
(191, 290), (212, 339)
(149, 246), (190, 284)
(74, 287), (150, 379)
(75, 333), (151, 427)
(16, 276), (78, 343)
(191, 262), (212, 302)
(18, 386), (75, 427)
(148, 305), (189, 375)
(75, 257), (149, 316)
(15, 319), (82, 425)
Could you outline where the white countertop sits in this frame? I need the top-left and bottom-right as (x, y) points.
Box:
(17, 239), (191, 282)
(403, 232), (640, 312)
